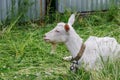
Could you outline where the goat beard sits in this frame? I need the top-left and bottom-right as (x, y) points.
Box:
(50, 43), (57, 54)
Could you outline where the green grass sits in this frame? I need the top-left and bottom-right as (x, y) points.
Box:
(0, 10), (120, 80)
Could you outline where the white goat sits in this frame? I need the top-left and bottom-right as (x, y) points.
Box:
(44, 14), (120, 71)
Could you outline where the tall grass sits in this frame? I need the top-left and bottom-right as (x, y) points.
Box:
(0, 2), (120, 80)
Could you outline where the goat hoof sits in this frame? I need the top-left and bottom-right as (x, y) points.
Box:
(63, 56), (72, 61)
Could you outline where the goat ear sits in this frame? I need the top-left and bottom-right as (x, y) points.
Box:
(68, 14), (75, 26)
(64, 24), (70, 32)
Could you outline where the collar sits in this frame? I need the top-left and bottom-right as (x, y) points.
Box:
(71, 43), (86, 61)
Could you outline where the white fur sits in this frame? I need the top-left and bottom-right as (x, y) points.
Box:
(68, 14), (75, 26)
(44, 14), (120, 70)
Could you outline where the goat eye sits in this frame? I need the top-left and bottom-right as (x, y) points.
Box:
(55, 30), (60, 33)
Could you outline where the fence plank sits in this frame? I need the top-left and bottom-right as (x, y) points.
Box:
(57, 0), (119, 12)
(0, 0), (45, 22)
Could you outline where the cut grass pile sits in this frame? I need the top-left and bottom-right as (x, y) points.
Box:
(0, 10), (120, 80)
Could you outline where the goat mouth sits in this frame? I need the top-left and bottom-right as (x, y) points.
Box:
(44, 39), (56, 44)
(44, 38), (55, 43)
(44, 39), (50, 42)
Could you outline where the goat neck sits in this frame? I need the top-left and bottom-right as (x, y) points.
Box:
(65, 29), (83, 58)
